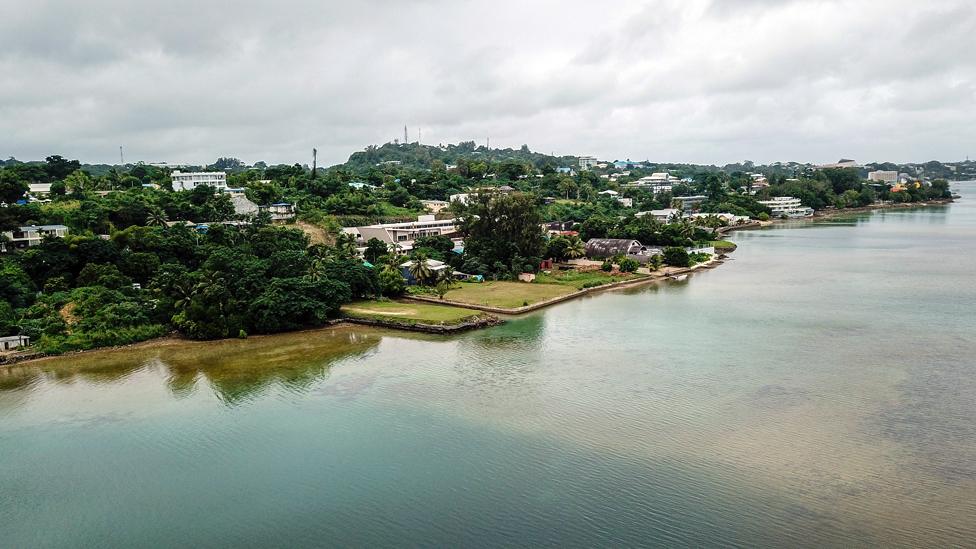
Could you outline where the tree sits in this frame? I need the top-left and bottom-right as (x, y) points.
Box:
(565, 236), (585, 259)
(663, 246), (690, 267)
(618, 257), (639, 273)
(334, 232), (358, 260)
(363, 238), (388, 264)
(378, 266), (407, 296)
(63, 169), (93, 194)
(454, 192), (545, 277)
(0, 169), (28, 204)
(648, 254), (663, 271)
(408, 252), (434, 285)
(44, 155), (81, 180)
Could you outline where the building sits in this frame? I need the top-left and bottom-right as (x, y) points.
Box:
(399, 258), (451, 285)
(260, 202), (296, 222)
(28, 183), (53, 197)
(353, 215), (458, 251)
(584, 238), (662, 264)
(578, 156), (598, 170)
(689, 212), (752, 225)
(617, 197), (634, 208)
(231, 195), (259, 217)
(556, 167), (576, 176)
(598, 190), (619, 197)
(671, 195), (708, 212)
(868, 170), (898, 184)
(758, 196), (814, 218)
(636, 208), (682, 222)
(449, 186), (515, 206)
(819, 159), (859, 169)
(420, 200), (450, 213)
(171, 171), (228, 192)
(1, 224), (69, 252)
(0, 335), (30, 351)
(622, 173), (675, 194)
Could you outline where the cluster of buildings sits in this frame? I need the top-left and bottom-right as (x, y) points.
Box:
(582, 238), (715, 265)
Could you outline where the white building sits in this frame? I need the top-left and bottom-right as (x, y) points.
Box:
(28, 183), (53, 196)
(758, 196), (814, 218)
(578, 156), (598, 170)
(1, 225), (69, 252)
(171, 171), (228, 192)
(867, 170), (898, 184)
(622, 173), (675, 193)
(636, 208), (683, 222)
(0, 335), (30, 351)
(449, 186), (515, 206)
(352, 215), (458, 251)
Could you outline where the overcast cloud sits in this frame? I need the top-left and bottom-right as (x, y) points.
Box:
(1, 0), (974, 166)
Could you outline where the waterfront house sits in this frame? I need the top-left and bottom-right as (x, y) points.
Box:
(757, 197), (814, 218)
(1, 224), (69, 252)
(0, 335), (30, 351)
(585, 238), (648, 258)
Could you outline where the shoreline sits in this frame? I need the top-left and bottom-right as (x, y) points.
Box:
(3, 198), (955, 368)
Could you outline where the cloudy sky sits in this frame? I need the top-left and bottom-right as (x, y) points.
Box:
(1, 0), (974, 166)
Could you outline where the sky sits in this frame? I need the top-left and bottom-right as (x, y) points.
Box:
(1, 0), (975, 167)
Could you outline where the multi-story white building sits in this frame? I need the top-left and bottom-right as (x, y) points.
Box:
(171, 171), (228, 192)
(758, 196), (814, 218)
(351, 215), (458, 251)
(622, 173), (675, 193)
(867, 170), (898, 184)
(1, 225), (69, 252)
(578, 156), (598, 170)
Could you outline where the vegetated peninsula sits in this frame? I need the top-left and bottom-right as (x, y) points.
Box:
(0, 145), (956, 359)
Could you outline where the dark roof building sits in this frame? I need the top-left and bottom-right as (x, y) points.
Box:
(584, 238), (645, 258)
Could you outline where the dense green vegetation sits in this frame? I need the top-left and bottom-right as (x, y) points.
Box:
(0, 146), (959, 354)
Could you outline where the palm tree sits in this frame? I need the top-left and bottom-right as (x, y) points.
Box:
(147, 208), (169, 227)
(565, 237), (585, 259)
(334, 232), (358, 259)
(408, 252), (434, 286)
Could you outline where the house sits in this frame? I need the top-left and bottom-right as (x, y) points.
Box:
(556, 167), (576, 176)
(1, 224), (69, 252)
(0, 335), (30, 351)
(598, 189), (619, 197)
(617, 197), (634, 208)
(170, 170), (228, 192)
(420, 200), (450, 213)
(636, 209), (682, 222)
(758, 197), (814, 218)
(578, 156), (598, 170)
(584, 238), (663, 264)
(399, 258), (451, 285)
(689, 212), (751, 225)
(819, 159), (859, 169)
(260, 202), (296, 222)
(231, 195), (259, 217)
(353, 215), (459, 251)
(348, 181), (376, 190)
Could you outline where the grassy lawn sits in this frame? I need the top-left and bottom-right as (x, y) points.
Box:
(535, 270), (647, 290)
(341, 299), (485, 326)
(708, 240), (737, 251)
(441, 281), (575, 309)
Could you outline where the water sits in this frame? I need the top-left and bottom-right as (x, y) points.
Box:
(2, 186), (975, 547)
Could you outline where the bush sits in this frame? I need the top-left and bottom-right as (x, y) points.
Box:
(601, 260), (613, 272)
(662, 247), (690, 267)
(618, 257), (639, 273)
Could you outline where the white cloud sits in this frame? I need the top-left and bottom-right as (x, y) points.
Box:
(1, 0), (974, 165)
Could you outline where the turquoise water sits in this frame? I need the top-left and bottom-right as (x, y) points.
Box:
(2, 186), (975, 547)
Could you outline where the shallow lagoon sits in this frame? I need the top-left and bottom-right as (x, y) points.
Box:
(2, 186), (974, 547)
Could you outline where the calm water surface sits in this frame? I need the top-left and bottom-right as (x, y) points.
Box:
(2, 185), (975, 547)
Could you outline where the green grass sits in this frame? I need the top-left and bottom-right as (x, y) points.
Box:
(535, 270), (646, 290)
(441, 281), (575, 309)
(708, 240), (737, 251)
(341, 299), (485, 326)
